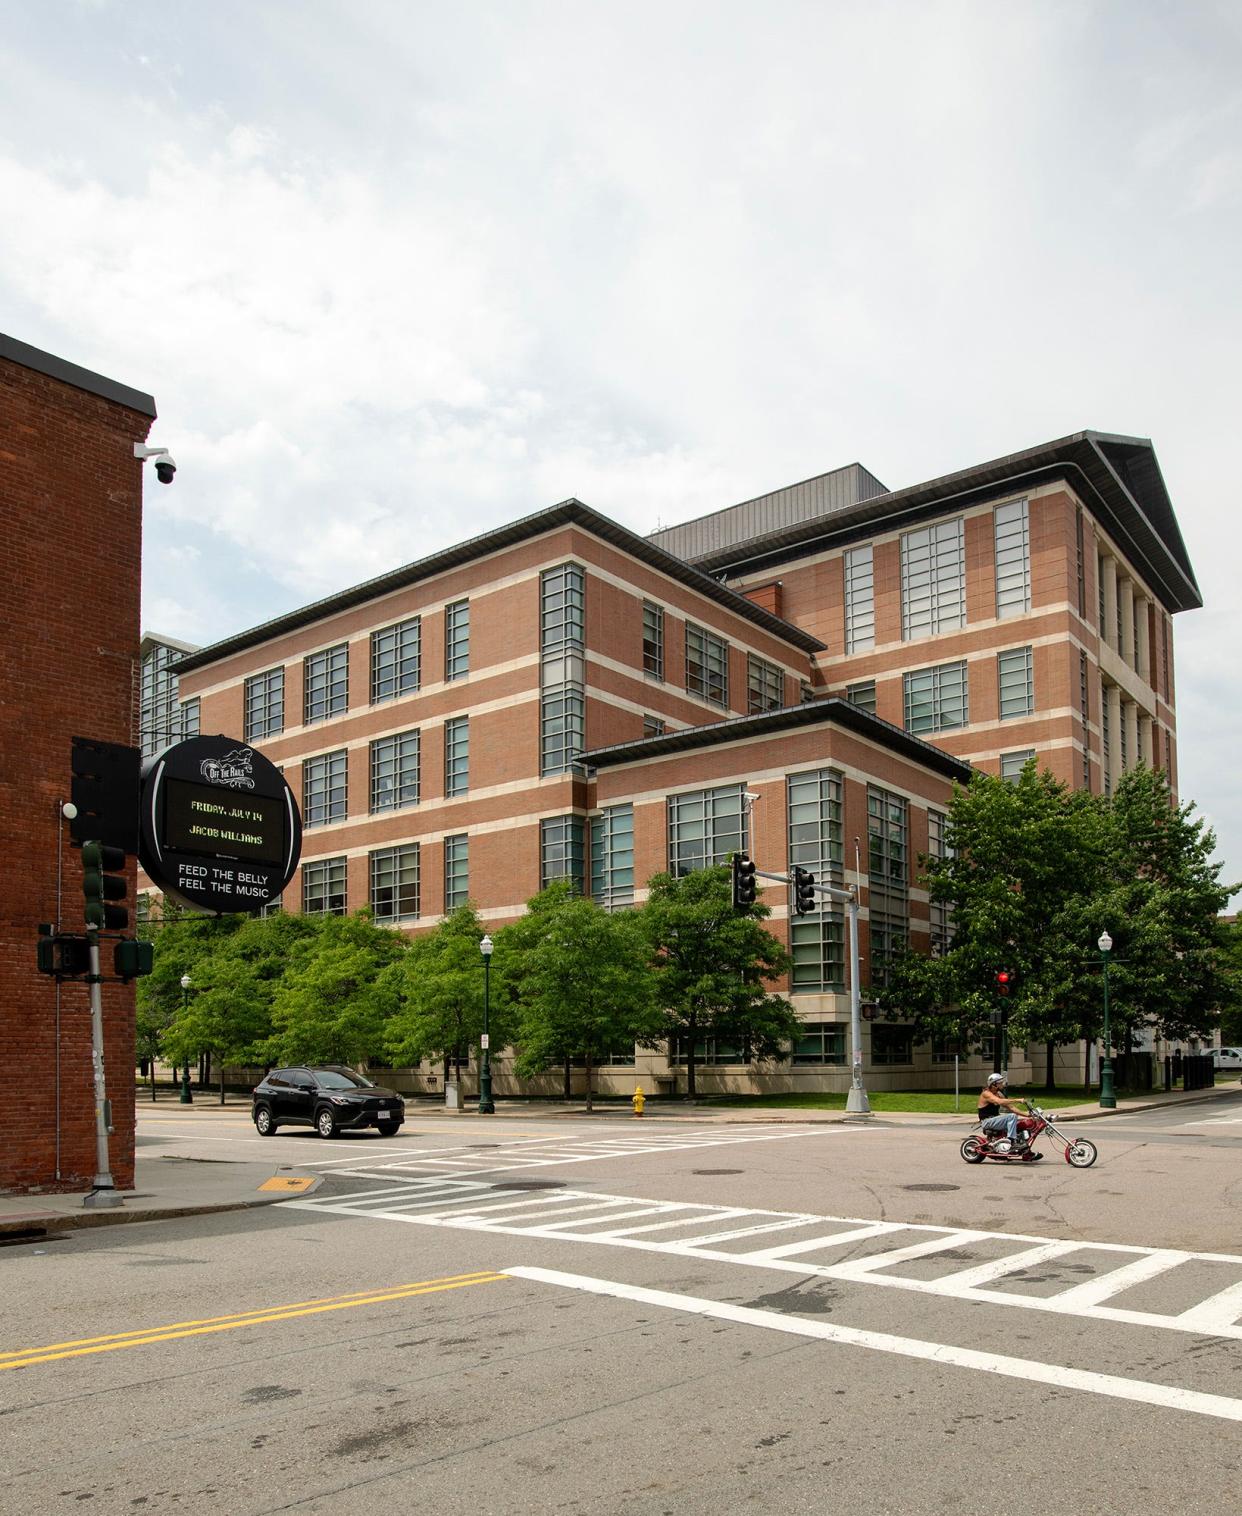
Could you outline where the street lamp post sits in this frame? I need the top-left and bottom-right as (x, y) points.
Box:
(179, 974), (194, 1105)
(1098, 931), (1116, 1110)
(478, 935), (495, 1114)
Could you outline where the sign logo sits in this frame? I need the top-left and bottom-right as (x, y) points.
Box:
(199, 747), (256, 790)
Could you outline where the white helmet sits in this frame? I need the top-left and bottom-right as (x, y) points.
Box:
(987, 1073), (1007, 1087)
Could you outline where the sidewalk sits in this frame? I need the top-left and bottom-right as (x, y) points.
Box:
(3, 1081), (1235, 1238)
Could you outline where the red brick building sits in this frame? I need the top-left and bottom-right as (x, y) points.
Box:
(1, 334), (156, 1192)
(167, 429), (1198, 1094)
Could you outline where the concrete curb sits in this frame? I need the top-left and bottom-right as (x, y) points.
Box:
(0, 1173), (323, 1238)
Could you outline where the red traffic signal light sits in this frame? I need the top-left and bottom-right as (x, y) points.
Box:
(995, 969), (1012, 996)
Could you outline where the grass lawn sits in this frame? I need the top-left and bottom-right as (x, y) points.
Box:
(701, 1087), (1129, 1113)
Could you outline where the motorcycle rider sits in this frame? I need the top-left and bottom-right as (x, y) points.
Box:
(977, 1073), (1042, 1160)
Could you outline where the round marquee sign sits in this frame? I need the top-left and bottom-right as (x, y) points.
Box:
(139, 735), (302, 914)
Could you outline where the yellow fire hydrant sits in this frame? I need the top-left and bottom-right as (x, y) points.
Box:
(632, 1085), (645, 1117)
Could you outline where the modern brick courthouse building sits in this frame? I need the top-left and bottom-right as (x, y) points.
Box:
(171, 428), (1200, 1096)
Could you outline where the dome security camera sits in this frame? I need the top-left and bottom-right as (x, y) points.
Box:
(134, 443), (177, 484)
(154, 457), (176, 484)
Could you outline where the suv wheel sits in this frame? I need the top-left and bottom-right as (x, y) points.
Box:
(254, 1104), (277, 1136)
(377, 1120), (401, 1137)
(316, 1106), (338, 1139)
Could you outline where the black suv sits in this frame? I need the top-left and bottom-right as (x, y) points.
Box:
(252, 1067), (406, 1139)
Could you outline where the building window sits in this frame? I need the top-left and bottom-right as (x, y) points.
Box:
(444, 717), (469, 796)
(302, 750), (347, 827)
(643, 714), (666, 738)
(1101, 686), (1112, 797)
(371, 617), (420, 704)
(685, 623), (729, 707)
(541, 565), (586, 776)
(1075, 505), (1086, 618)
(903, 660), (968, 734)
(302, 857), (346, 916)
(1162, 614), (1171, 698)
(669, 1034), (749, 1066)
(1079, 651), (1091, 792)
(846, 679), (876, 714)
(370, 844), (419, 923)
(869, 904), (907, 988)
(370, 730), (420, 813)
(747, 655), (784, 714)
(787, 768), (844, 883)
(1165, 728), (1172, 775)
(800, 682), (815, 704)
(844, 544), (875, 652)
(1120, 700), (1129, 771)
(445, 600), (470, 681)
(868, 787), (908, 888)
(998, 646), (1034, 720)
(871, 1023), (915, 1065)
(668, 784), (745, 876)
(304, 644), (348, 725)
(790, 918), (846, 993)
(444, 834), (469, 911)
(591, 804), (634, 910)
(901, 518), (964, 640)
(1000, 750), (1035, 783)
(181, 697), (200, 740)
(1098, 549), (1107, 638)
(791, 1021), (847, 1064)
(642, 602), (664, 680)
(541, 815), (585, 891)
(244, 667), (284, 741)
(994, 499), (1030, 618)
(927, 809), (952, 957)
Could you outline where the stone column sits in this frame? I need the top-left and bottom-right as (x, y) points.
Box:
(1102, 555), (1118, 652)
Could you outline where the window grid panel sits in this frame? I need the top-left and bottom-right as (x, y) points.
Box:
(791, 1021), (847, 1064)
(903, 660), (968, 734)
(994, 499), (1031, 618)
(370, 844), (420, 923)
(444, 717), (469, 796)
(302, 857), (346, 916)
(667, 785), (746, 876)
(928, 809), (952, 956)
(444, 834), (469, 911)
(541, 816), (586, 891)
(1000, 749), (1035, 782)
(541, 686), (585, 776)
(245, 668), (285, 741)
(304, 644), (349, 725)
(901, 518), (965, 640)
(685, 623), (729, 707)
(370, 618), (421, 704)
(846, 680), (876, 714)
(180, 697), (200, 740)
(868, 902), (908, 988)
(747, 655), (784, 715)
(541, 565), (586, 655)
(302, 750), (347, 827)
(445, 600), (470, 681)
(591, 805), (635, 911)
(643, 714), (666, 738)
(867, 786), (908, 892)
(871, 1024), (915, 1065)
(790, 918), (846, 993)
(642, 602), (664, 680)
(786, 768), (844, 886)
(844, 544), (875, 653)
(997, 646), (1034, 720)
(370, 731), (420, 813)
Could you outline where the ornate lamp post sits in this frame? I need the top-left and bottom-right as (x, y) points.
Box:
(478, 935), (495, 1114)
(1098, 931), (1116, 1109)
(179, 974), (194, 1105)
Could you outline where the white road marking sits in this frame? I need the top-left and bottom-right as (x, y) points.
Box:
(290, 1177), (1242, 1340)
(505, 1267), (1242, 1423)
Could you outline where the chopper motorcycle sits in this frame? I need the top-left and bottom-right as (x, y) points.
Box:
(961, 1100), (1098, 1167)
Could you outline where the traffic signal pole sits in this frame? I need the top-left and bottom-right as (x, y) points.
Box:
(83, 924), (121, 1208)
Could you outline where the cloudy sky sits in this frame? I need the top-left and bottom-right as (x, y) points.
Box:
(3, 1), (1239, 887)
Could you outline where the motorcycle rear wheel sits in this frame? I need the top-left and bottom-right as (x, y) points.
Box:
(1066, 1138), (1098, 1168)
(960, 1136), (986, 1164)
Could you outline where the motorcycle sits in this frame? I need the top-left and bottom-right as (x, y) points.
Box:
(960, 1101), (1098, 1168)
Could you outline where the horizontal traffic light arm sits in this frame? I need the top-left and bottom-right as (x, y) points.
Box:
(752, 866), (856, 904)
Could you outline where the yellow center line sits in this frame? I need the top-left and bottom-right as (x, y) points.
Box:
(0, 1272), (506, 1371)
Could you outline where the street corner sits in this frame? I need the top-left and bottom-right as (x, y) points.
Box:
(257, 1171), (324, 1198)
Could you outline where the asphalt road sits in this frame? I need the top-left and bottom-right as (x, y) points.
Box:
(4, 1096), (1241, 1516)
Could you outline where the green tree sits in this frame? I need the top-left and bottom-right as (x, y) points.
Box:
(640, 865), (798, 1100)
(1218, 920), (1242, 1045)
(382, 905), (511, 1086)
(136, 898), (244, 1094)
(513, 895), (662, 1110)
(267, 912), (407, 1066)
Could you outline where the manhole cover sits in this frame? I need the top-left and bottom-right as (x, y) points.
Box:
(492, 1179), (565, 1190)
(902, 1183), (959, 1193)
(692, 1168), (742, 1175)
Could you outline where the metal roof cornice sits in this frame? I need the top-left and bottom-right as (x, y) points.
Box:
(175, 498), (825, 674)
(582, 696), (977, 783)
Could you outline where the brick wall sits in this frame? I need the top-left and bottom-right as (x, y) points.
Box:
(0, 348), (153, 1193)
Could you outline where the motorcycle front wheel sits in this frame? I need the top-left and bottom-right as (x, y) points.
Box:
(1066, 1138), (1098, 1168)
(960, 1136), (986, 1164)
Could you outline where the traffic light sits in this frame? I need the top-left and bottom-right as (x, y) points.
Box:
(732, 852), (757, 910)
(69, 736), (140, 851)
(36, 928), (91, 978)
(995, 969), (1013, 996)
(82, 840), (129, 930)
(793, 866), (816, 915)
(114, 939), (154, 982)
